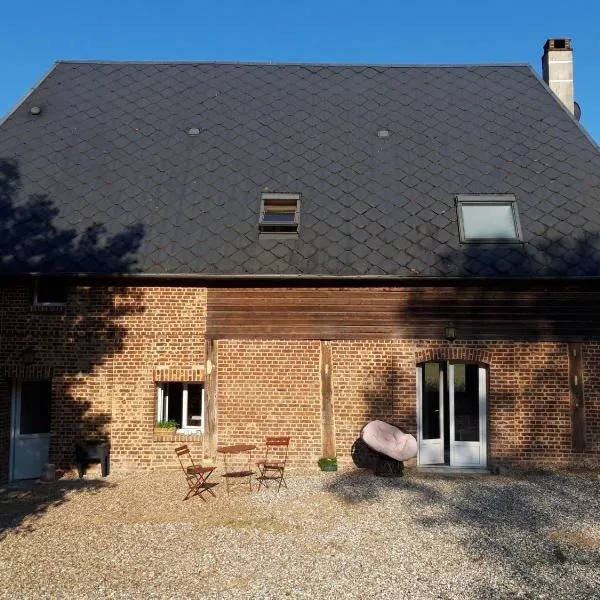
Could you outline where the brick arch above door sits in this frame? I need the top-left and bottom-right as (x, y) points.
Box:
(415, 345), (492, 365)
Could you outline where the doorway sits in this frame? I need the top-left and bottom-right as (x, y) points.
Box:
(416, 361), (487, 468)
(10, 380), (52, 480)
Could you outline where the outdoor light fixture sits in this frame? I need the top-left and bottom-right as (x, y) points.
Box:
(21, 345), (36, 366)
(444, 323), (456, 342)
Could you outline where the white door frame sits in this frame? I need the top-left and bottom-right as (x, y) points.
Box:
(416, 364), (444, 466)
(10, 380), (52, 481)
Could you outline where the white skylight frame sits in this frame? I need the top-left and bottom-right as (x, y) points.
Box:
(259, 192), (301, 237)
(456, 194), (523, 243)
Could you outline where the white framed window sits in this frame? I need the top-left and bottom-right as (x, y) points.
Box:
(259, 192), (300, 236)
(33, 277), (67, 306)
(156, 382), (204, 433)
(456, 194), (522, 243)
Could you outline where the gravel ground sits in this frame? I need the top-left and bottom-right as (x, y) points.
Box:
(1, 468), (599, 599)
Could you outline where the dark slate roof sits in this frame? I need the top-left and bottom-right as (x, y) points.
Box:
(1, 60), (600, 278)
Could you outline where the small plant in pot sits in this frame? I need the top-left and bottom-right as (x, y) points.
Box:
(154, 419), (178, 438)
(318, 457), (338, 472)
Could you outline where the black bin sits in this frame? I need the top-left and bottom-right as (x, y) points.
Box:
(75, 440), (110, 478)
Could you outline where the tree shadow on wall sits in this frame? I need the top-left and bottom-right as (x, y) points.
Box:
(0, 157), (145, 536)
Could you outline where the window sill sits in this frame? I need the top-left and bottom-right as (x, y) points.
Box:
(30, 303), (66, 314)
(153, 430), (203, 443)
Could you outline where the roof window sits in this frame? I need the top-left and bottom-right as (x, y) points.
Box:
(259, 192), (300, 237)
(456, 195), (522, 243)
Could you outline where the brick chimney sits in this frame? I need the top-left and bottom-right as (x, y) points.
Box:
(542, 38), (574, 115)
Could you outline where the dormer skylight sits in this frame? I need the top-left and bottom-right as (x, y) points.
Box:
(456, 194), (522, 243)
(259, 192), (300, 237)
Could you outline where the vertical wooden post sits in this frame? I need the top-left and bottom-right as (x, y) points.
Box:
(568, 342), (585, 453)
(204, 338), (218, 459)
(320, 341), (336, 459)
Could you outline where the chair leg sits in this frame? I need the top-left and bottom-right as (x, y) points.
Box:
(277, 469), (287, 492)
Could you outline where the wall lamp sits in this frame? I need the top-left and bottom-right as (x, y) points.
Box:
(444, 323), (456, 342)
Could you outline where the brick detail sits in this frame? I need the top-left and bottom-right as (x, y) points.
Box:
(0, 366), (53, 379)
(415, 346), (492, 365)
(153, 367), (205, 382)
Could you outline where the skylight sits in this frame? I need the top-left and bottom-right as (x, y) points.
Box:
(456, 195), (522, 243)
(259, 192), (300, 236)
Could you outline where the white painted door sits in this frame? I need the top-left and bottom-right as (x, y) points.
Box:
(417, 363), (444, 465)
(11, 381), (52, 480)
(449, 364), (487, 467)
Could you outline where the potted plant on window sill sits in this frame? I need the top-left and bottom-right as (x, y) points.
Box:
(318, 456), (338, 472)
(154, 420), (178, 440)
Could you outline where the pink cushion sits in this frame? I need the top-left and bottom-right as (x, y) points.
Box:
(361, 420), (417, 461)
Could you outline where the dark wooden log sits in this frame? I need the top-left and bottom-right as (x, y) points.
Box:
(568, 342), (586, 452)
(204, 339), (218, 459)
(320, 341), (336, 459)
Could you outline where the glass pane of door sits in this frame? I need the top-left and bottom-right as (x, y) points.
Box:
(422, 362), (440, 440)
(19, 381), (52, 434)
(452, 364), (480, 442)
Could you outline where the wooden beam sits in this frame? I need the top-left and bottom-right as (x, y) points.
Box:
(568, 342), (586, 453)
(320, 341), (336, 459)
(204, 339), (218, 459)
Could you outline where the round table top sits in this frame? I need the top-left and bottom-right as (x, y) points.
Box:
(217, 444), (256, 454)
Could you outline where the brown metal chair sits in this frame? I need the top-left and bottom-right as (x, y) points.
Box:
(174, 444), (217, 501)
(256, 436), (290, 491)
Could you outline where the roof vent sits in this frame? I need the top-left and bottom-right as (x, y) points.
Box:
(29, 106), (42, 115)
(377, 129), (390, 138)
(187, 127), (200, 136)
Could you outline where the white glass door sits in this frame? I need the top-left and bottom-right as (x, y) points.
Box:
(449, 364), (487, 467)
(417, 363), (444, 465)
(417, 362), (487, 468)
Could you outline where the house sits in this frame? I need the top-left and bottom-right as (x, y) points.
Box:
(1, 38), (600, 481)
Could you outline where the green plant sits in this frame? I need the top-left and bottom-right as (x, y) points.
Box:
(156, 419), (178, 429)
(318, 457), (338, 472)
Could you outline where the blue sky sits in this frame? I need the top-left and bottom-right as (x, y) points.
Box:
(1, 0), (599, 143)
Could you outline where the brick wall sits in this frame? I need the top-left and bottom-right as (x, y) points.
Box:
(216, 340), (322, 471)
(331, 340), (589, 468)
(2, 280), (600, 482)
(0, 283), (208, 479)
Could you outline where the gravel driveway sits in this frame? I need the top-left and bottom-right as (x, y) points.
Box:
(1, 468), (599, 599)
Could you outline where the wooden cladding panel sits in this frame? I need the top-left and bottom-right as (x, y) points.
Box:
(207, 287), (600, 341)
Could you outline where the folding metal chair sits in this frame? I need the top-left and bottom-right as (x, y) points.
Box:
(256, 436), (290, 491)
(174, 444), (217, 501)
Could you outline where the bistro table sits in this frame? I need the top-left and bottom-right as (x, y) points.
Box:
(217, 444), (256, 493)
